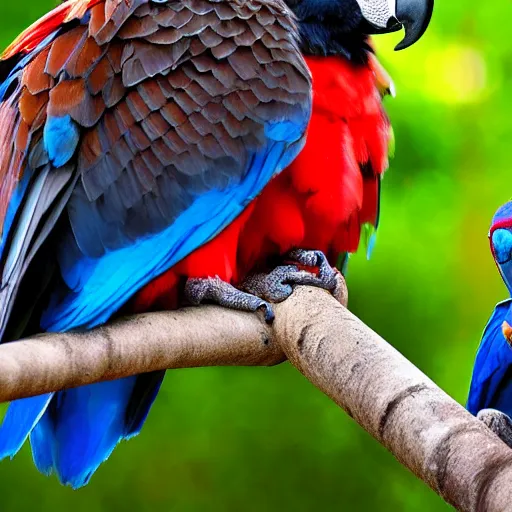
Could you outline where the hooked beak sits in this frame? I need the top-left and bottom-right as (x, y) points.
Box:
(361, 0), (434, 51)
(394, 0), (434, 50)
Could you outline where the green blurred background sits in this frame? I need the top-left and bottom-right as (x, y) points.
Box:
(0, 1), (507, 510)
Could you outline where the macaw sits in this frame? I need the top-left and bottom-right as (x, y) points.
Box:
(0, 0), (432, 488)
(467, 201), (512, 446)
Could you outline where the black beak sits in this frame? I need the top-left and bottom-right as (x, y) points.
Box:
(394, 0), (434, 51)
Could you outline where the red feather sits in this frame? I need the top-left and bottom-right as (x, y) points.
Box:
(3, 2), (389, 315)
(2, 0), (102, 60)
(130, 55), (391, 312)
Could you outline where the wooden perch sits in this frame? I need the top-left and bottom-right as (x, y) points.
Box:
(1, 286), (512, 511)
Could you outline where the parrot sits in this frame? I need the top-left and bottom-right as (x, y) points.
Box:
(467, 200), (512, 447)
(0, 0), (432, 488)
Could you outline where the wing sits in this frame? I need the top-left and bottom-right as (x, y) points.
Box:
(0, 0), (311, 337)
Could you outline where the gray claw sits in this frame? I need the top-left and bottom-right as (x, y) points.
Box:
(287, 249), (324, 268)
(286, 249), (348, 306)
(243, 265), (320, 303)
(478, 409), (512, 449)
(185, 277), (275, 324)
(243, 252), (348, 307)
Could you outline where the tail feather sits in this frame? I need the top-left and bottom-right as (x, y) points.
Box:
(124, 371), (166, 438)
(41, 378), (138, 488)
(0, 393), (53, 460)
(30, 409), (54, 475)
(0, 373), (164, 488)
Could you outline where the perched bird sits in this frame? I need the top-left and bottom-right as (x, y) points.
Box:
(467, 201), (512, 446)
(0, 0), (432, 488)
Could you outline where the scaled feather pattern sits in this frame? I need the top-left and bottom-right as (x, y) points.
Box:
(0, 0), (391, 488)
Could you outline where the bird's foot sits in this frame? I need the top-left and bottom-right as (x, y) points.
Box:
(185, 250), (346, 324)
(185, 276), (275, 323)
(242, 249), (347, 306)
(287, 249), (348, 306)
(477, 409), (512, 449)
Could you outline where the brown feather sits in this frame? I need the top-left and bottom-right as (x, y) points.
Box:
(0, 0), (312, 342)
(23, 48), (53, 95)
(48, 79), (86, 117)
(102, 74), (125, 107)
(71, 37), (104, 77)
(87, 57), (114, 94)
(45, 26), (87, 77)
(19, 89), (48, 126)
(141, 111), (169, 141)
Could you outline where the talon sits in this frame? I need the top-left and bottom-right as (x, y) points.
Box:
(285, 249), (348, 306)
(185, 276), (275, 323)
(242, 265), (298, 303)
(477, 409), (512, 449)
(287, 248), (322, 269)
(259, 303), (275, 324)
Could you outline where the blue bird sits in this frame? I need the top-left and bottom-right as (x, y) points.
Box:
(467, 201), (512, 446)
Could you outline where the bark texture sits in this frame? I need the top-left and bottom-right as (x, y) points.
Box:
(0, 306), (283, 401)
(0, 286), (511, 511)
(274, 287), (512, 512)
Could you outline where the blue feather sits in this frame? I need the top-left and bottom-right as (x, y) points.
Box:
(0, 169), (31, 258)
(30, 409), (55, 476)
(0, 32), (64, 261)
(124, 372), (166, 439)
(265, 119), (307, 142)
(41, 140), (293, 331)
(467, 299), (512, 417)
(0, 116), (308, 487)
(27, 379), (143, 488)
(492, 202), (512, 226)
(53, 380), (138, 488)
(43, 115), (80, 168)
(0, 394), (53, 460)
(0, 30), (65, 256)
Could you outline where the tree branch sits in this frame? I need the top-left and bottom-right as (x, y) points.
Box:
(0, 286), (511, 511)
(0, 305), (284, 401)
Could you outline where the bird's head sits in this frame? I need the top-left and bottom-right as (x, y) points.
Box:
(490, 202), (512, 291)
(490, 202), (512, 343)
(286, 0), (433, 60)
